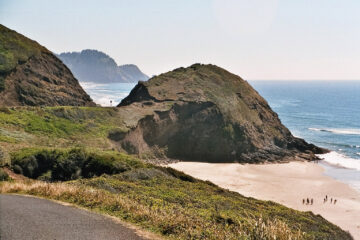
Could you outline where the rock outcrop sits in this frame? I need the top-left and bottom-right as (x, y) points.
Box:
(0, 25), (95, 106)
(57, 50), (149, 83)
(115, 64), (326, 163)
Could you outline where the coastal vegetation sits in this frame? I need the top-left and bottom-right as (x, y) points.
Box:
(0, 82), (352, 239)
(0, 106), (126, 167)
(11, 148), (146, 181)
(0, 147), (352, 239)
(0, 24), (94, 106)
(0, 81), (353, 239)
(0, 168), (9, 181)
(0, 24), (353, 240)
(0, 23), (43, 92)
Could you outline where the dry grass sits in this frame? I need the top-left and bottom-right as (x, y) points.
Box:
(1, 148), (351, 239)
(1, 180), (305, 240)
(250, 218), (304, 240)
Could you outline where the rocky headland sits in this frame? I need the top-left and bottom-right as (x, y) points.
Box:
(58, 49), (149, 83)
(114, 64), (327, 163)
(0, 24), (94, 107)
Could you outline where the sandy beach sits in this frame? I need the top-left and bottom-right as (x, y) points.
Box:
(169, 161), (360, 239)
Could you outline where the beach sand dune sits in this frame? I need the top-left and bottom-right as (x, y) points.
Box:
(169, 161), (360, 239)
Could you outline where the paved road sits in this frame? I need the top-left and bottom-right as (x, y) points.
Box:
(0, 194), (146, 240)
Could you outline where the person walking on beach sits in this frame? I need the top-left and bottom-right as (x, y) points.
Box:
(306, 198), (309, 205)
(334, 199), (337, 204)
(303, 199), (305, 204)
(330, 198), (333, 203)
(311, 199), (313, 205)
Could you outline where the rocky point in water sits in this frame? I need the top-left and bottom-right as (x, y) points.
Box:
(0, 24), (94, 107)
(114, 64), (327, 163)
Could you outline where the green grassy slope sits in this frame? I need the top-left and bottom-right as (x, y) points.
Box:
(0, 106), (127, 165)
(0, 105), (172, 166)
(0, 106), (353, 239)
(0, 24), (46, 91)
(2, 147), (352, 239)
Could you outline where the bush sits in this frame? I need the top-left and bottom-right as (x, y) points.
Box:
(51, 148), (87, 181)
(158, 166), (197, 182)
(0, 147), (6, 166)
(0, 168), (9, 181)
(0, 76), (5, 92)
(0, 146), (11, 167)
(121, 168), (169, 181)
(13, 164), (22, 174)
(38, 170), (51, 181)
(0, 107), (11, 114)
(11, 148), (146, 181)
(11, 149), (57, 178)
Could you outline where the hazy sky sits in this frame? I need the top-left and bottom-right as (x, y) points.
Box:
(1, 0), (360, 80)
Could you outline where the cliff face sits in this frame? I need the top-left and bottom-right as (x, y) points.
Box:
(58, 50), (149, 83)
(0, 25), (95, 107)
(116, 64), (326, 163)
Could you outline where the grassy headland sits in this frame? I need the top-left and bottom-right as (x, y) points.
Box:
(0, 107), (353, 239)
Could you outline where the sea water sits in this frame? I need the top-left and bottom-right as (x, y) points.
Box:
(80, 82), (137, 107)
(250, 80), (360, 191)
(82, 80), (360, 191)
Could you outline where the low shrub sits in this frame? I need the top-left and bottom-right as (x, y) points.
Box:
(11, 148), (146, 181)
(0, 76), (5, 92)
(0, 168), (9, 181)
(158, 166), (197, 182)
(0, 107), (11, 114)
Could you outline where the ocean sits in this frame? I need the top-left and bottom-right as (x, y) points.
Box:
(81, 80), (360, 191)
(250, 80), (360, 191)
(79, 82), (137, 107)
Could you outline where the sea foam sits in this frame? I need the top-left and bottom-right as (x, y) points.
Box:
(309, 128), (360, 135)
(318, 151), (360, 171)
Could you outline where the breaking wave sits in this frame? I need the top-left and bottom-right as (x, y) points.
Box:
(318, 151), (360, 171)
(309, 128), (360, 135)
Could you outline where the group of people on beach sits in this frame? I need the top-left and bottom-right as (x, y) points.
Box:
(303, 198), (314, 205)
(302, 195), (338, 205)
(323, 195), (337, 204)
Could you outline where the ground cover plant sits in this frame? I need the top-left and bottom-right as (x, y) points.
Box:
(0, 147), (353, 240)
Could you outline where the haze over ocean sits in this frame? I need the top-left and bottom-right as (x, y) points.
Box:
(83, 80), (360, 191)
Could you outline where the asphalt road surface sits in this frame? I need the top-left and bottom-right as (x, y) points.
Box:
(0, 194), (146, 240)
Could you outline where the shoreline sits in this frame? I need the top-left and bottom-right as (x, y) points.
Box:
(319, 161), (360, 192)
(169, 161), (360, 239)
